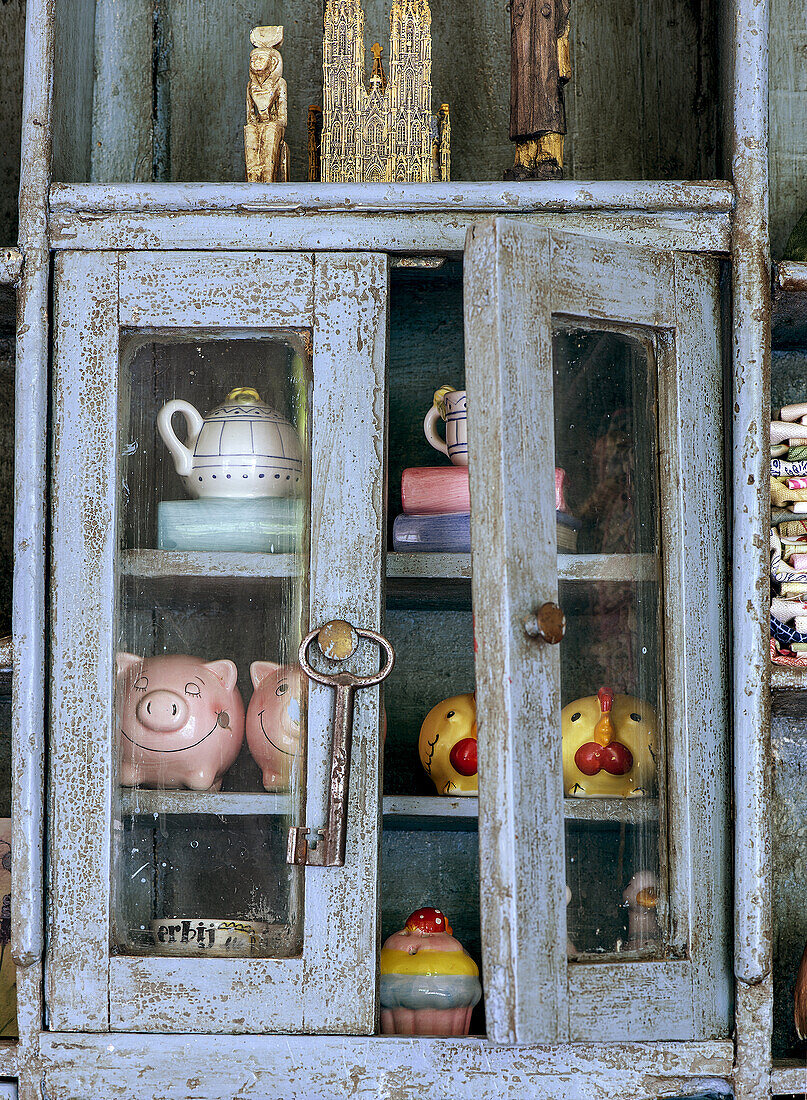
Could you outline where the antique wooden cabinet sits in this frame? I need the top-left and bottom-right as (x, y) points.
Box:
(0, 0), (777, 1097)
(44, 230), (731, 1046)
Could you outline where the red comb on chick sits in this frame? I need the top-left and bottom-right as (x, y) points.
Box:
(405, 908), (453, 936)
(598, 687), (614, 713)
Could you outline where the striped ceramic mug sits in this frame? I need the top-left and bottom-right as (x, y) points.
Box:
(423, 386), (468, 467)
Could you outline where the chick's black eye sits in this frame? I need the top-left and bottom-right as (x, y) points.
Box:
(571, 712), (581, 722)
(630, 713), (642, 723)
(276, 682), (289, 697)
(446, 710), (455, 719)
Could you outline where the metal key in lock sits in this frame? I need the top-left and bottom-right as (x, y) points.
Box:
(286, 619), (395, 868)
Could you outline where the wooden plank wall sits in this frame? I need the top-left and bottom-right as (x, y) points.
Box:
(0, 0), (25, 242)
(78, 0), (720, 184)
(565, 0), (718, 182)
(770, 0), (807, 259)
(52, 0), (96, 182)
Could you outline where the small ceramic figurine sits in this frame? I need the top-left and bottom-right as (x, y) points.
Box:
(380, 907), (482, 1035)
(401, 466), (471, 515)
(623, 870), (659, 951)
(157, 387), (303, 500)
(419, 693), (477, 795)
(506, 0), (571, 180)
(244, 26), (289, 183)
(423, 386), (468, 466)
(245, 662), (305, 792)
(562, 686), (658, 798)
(116, 653), (245, 790)
(392, 512), (471, 553)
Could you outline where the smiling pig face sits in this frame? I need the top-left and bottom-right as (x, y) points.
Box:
(116, 653), (245, 791)
(245, 662), (305, 793)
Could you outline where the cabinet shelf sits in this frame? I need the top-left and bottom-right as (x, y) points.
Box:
(383, 795), (479, 831)
(50, 181), (737, 217)
(384, 796), (659, 829)
(119, 789), (292, 817)
(121, 549), (657, 585)
(121, 549), (300, 581)
(563, 798), (660, 825)
(771, 663), (807, 689)
(386, 552), (472, 580)
(118, 788), (660, 828)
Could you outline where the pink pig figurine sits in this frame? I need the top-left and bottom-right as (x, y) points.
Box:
(246, 662), (305, 793)
(116, 653), (245, 790)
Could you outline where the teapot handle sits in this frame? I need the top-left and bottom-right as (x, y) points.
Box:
(423, 406), (449, 458)
(157, 400), (205, 477)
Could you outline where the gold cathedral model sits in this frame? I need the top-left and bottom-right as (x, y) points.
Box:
(321, 0), (450, 183)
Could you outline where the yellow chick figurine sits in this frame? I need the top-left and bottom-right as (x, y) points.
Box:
(419, 693), (477, 795)
(562, 686), (658, 798)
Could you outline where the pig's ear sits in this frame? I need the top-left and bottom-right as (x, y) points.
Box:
(204, 659), (238, 693)
(250, 660), (281, 689)
(116, 652), (142, 678)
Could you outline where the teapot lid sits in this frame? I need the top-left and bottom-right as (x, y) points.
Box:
(225, 387), (263, 405)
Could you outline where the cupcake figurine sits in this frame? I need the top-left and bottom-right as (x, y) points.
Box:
(380, 907), (482, 1036)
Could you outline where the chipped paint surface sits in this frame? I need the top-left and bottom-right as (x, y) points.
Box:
(5, 0), (776, 1093)
(730, 0), (773, 1097)
(36, 1034), (735, 1100)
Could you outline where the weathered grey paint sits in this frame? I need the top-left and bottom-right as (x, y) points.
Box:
(731, 0), (772, 1095)
(466, 221), (729, 1045)
(36, 1033), (735, 1100)
(1, 0), (784, 1092)
(49, 250), (388, 1035)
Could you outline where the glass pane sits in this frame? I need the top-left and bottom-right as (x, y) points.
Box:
(112, 335), (311, 958)
(381, 263), (484, 1035)
(553, 323), (665, 960)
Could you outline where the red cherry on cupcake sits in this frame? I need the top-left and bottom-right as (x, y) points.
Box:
(405, 908), (453, 935)
(449, 737), (478, 776)
(574, 741), (633, 776)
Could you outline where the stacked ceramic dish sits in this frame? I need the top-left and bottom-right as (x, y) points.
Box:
(769, 402), (807, 668)
(391, 466), (580, 553)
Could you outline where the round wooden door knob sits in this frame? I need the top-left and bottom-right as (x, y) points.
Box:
(524, 603), (566, 644)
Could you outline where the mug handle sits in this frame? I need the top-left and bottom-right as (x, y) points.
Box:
(157, 400), (205, 477)
(423, 406), (449, 458)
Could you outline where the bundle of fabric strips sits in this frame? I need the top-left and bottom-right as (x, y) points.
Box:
(770, 402), (807, 668)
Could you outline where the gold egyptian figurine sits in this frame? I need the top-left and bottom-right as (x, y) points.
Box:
(245, 26), (290, 183)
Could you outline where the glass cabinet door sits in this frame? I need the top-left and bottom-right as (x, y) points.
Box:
(465, 224), (730, 1044)
(48, 251), (388, 1033)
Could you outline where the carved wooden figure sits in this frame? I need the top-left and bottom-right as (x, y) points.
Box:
(505, 0), (571, 180)
(245, 26), (290, 183)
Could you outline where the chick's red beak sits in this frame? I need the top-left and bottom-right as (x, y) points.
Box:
(449, 736), (478, 776)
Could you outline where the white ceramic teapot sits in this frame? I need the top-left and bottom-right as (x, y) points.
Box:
(157, 387), (303, 500)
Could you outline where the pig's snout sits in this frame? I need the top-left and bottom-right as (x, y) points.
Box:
(136, 690), (189, 733)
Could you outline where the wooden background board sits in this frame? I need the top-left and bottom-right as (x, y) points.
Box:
(770, 0), (807, 258)
(41, 0), (725, 184)
(0, 0), (25, 242)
